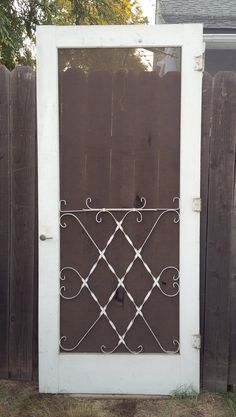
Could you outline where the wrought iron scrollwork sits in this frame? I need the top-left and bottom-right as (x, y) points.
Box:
(59, 197), (180, 354)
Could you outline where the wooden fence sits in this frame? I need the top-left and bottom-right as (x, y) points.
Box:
(0, 65), (236, 391)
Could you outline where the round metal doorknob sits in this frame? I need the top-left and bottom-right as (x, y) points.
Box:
(40, 234), (53, 241)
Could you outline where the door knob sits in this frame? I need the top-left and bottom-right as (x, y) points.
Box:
(40, 234), (53, 241)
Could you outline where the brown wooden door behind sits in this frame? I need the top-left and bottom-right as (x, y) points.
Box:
(59, 51), (180, 354)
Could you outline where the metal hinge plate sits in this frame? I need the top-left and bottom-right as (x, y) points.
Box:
(192, 334), (201, 350)
(192, 198), (202, 212)
(194, 54), (204, 71)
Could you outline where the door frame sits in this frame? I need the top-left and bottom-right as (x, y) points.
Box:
(37, 24), (203, 394)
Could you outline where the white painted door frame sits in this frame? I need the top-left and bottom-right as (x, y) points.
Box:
(37, 24), (203, 395)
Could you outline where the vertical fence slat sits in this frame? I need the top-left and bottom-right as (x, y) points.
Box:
(200, 72), (213, 385)
(0, 65), (10, 378)
(202, 72), (236, 391)
(228, 149), (236, 385)
(33, 89), (38, 381)
(9, 67), (37, 379)
(110, 70), (137, 207)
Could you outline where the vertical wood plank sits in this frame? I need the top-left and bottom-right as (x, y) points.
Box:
(110, 70), (137, 207)
(9, 67), (37, 379)
(33, 136), (38, 381)
(59, 67), (88, 281)
(228, 173), (236, 385)
(202, 72), (236, 391)
(158, 72), (181, 206)
(200, 72), (213, 386)
(85, 71), (112, 207)
(0, 65), (10, 378)
(60, 68), (88, 208)
(134, 71), (160, 207)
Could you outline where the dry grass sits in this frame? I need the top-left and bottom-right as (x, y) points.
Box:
(0, 380), (235, 417)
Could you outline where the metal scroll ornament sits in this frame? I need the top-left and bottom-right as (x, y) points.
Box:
(59, 197), (180, 354)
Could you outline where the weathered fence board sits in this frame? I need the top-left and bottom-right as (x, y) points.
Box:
(202, 72), (236, 391)
(200, 72), (213, 384)
(228, 171), (236, 386)
(0, 66), (236, 390)
(8, 67), (37, 380)
(0, 66), (10, 378)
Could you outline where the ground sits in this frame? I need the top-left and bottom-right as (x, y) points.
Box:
(0, 380), (236, 417)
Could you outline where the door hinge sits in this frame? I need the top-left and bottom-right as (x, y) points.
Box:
(192, 334), (201, 350)
(192, 197), (202, 212)
(194, 54), (204, 71)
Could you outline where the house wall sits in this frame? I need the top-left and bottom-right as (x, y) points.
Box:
(205, 49), (236, 74)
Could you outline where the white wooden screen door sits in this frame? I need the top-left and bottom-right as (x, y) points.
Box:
(37, 24), (203, 394)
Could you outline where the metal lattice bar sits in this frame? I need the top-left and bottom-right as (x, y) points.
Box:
(60, 197), (180, 354)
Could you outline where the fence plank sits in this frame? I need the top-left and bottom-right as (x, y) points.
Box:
(110, 70), (137, 207)
(33, 128), (38, 381)
(228, 148), (236, 385)
(0, 65), (10, 378)
(200, 72), (213, 386)
(9, 67), (37, 379)
(202, 72), (236, 391)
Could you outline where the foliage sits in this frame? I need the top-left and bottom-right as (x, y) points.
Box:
(0, 1), (56, 69)
(59, 48), (149, 73)
(0, 0), (148, 70)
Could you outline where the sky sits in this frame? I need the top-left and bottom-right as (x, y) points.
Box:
(138, 0), (156, 24)
(136, 0), (157, 68)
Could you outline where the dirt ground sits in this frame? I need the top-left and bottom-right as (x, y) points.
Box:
(0, 380), (236, 417)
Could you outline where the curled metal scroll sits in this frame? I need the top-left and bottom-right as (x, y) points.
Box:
(60, 197), (180, 354)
